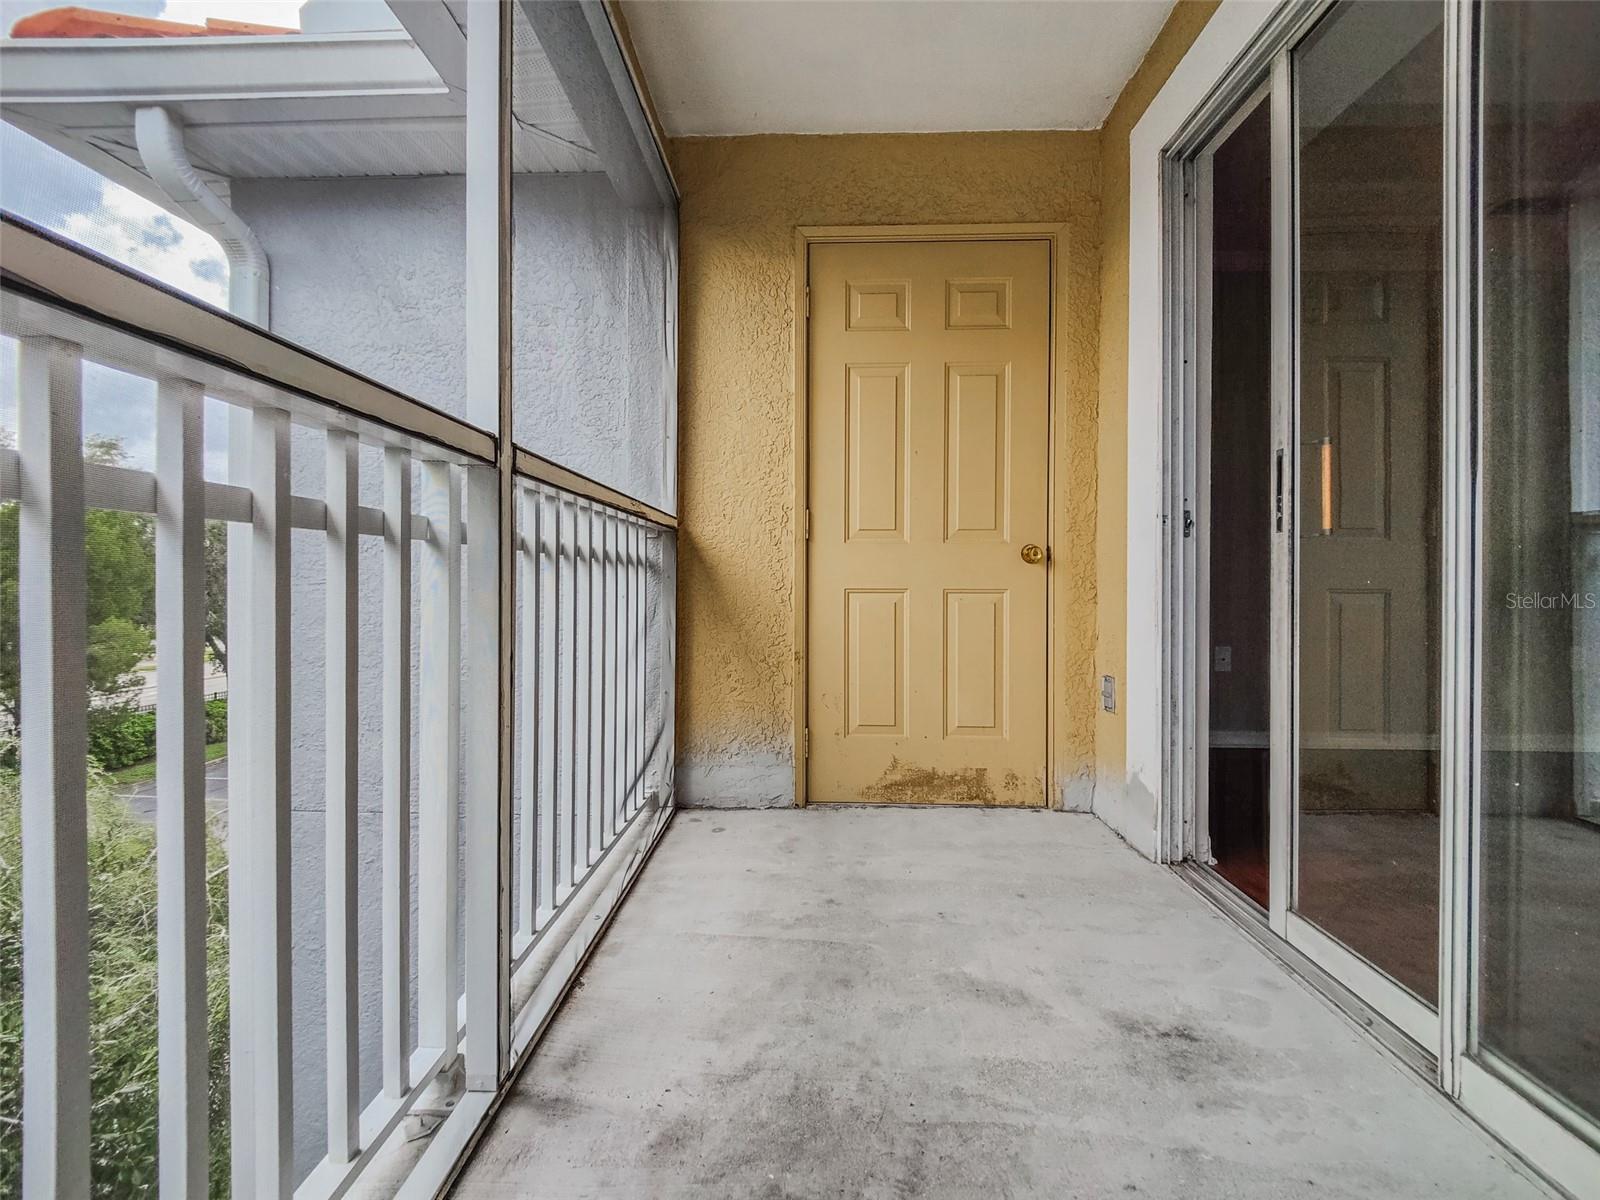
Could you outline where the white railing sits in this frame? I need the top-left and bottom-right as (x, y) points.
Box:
(1, 226), (677, 1199)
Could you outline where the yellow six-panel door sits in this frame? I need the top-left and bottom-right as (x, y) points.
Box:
(807, 239), (1050, 805)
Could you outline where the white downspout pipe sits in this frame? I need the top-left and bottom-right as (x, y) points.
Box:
(135, 107), (267, 1190)
(133, 104), (269, 324)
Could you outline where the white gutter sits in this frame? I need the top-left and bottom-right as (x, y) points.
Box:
(133, 104), (268, 324)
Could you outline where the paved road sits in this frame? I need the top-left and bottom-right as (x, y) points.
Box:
(117, 755), (229, 827)
(105, 665), (228, 712)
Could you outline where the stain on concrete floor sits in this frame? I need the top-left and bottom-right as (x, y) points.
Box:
(449, 809), (1550, 1200)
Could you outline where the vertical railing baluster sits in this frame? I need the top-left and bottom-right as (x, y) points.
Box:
(573, 501), (592, 873)
(620, 517), (632, 822)
(592, 507), (608, 855)
(155, 377), (208, 1198)
(517, 484), (539, 939)
(323, 429), (360, 1165)
(607, 511), (620, 850)
(248, 406), (293, 1197)
(225, 402), (254, 1194)
(464, 464), (505, 1089)
(627, 519), (639, 819)
(381, 446), (413, 1097)
(18, 337), (91, 1199)
(538, 488), (558, 920)
(608, 513), (622, 842)
(620, 517), (631, 822)
(419, 461), (462, 1057)
(558, 495), (575, 899)
(637, 522), (648, 816)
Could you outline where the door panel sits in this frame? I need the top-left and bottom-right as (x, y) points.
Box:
(809, 239), (1049, 805)
(1200, 94), (1274, 908)
(846, 365), (908, 540)
(1292, 1), (1444, 1007)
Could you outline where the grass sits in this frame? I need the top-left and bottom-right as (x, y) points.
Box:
(1, 765), (232, 1196)
(107, 740), (227, 787)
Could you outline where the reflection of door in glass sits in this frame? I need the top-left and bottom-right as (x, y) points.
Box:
(1203, 98), (1273, 908)
(1293, 0), (1443, 1006)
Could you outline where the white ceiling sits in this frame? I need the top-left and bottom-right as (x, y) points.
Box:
(619, 0), (1177, 136)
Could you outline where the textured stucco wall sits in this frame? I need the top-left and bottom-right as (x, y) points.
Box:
(235, 172), (673, 511)
(1094, 1), (1219, 805)
(670, 132), (1101, 808)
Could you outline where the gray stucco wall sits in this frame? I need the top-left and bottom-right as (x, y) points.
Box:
(234, 171), (672, 512)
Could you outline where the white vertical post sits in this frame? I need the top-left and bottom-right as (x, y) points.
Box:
(560, 498), (577, 896)
(538, 490), (559, 917)
(247, 406), (293, 1198)
(517, 485), (540, 937)
(604, 518), (617, 844)
(225, 402), (254, 1193)
(593, 507), (608, 854)
(382, 446), (413, 1096)
(630, 521), (643, 825)
(636, 524), (643, 819)
(633, 524), (646, 819)
(18, 337), (91, 1200)
(573, 501), (592, 872)
(464, 0), (511, 1090)
(418, 461), (462, 1056)
(661, 527), (677, 807)
(324, 429), (360, 1163)
(621, 518), (633, 821)
(464, 464), (505, 1089)
(613, 515), (624, 832)
(620, 518), (631, 821)
(155, 377), (208, 1199)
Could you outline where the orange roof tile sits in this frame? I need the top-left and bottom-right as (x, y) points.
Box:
(9, 6), (294, 39)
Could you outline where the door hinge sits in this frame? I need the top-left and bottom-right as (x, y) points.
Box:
(804, 286), (811, 318)
(805, 508), (811, 540)
(1183, 507), (1195, 539)
(804, 728), (810, 758)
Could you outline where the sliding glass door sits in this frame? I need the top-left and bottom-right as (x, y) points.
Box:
(1177, 2), (1598, 1189)
(1287, 0), (1445, 1032)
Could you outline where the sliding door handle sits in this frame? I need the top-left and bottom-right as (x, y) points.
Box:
(1275, 448), (1285, 532)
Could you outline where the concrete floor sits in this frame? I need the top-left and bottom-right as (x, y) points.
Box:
(451, 809), (1550, 1199)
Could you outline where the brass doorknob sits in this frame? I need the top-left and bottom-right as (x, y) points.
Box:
(1021, 543), (1045, 565)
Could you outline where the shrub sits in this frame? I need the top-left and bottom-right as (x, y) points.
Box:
(5, 698), (231, 775)
(0, 767), (231, 1196)
(204, 698), (227, 746)
(86, 706), (157, 772)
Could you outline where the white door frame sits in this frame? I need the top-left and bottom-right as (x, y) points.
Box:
(792, 223), (1068, 809)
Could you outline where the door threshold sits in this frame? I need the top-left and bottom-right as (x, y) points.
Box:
(1176, 862), (1436, 1081)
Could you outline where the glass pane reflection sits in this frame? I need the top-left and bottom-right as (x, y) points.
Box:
(1478, 0), (1600, 1123)
(1293, 0), (1444, 1005)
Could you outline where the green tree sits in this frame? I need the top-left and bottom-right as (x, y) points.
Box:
(0, 436), (173, 728)
(204, 520), (228, 673)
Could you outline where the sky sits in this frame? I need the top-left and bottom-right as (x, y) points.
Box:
(0, 1), (311, 474)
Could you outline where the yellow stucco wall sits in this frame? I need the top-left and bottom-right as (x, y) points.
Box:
(1094, 1), (1220, 780)
(671, 132), (1100, 806)
(671, 4), (1217, 807)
